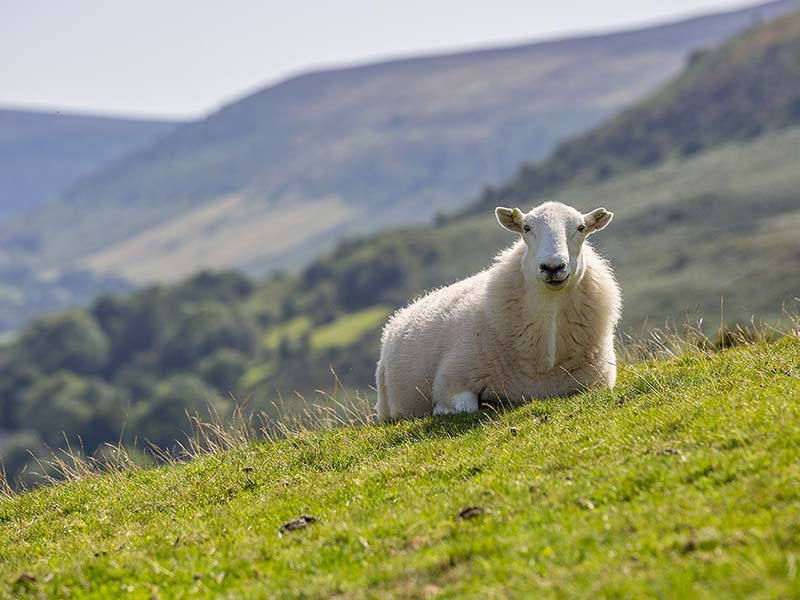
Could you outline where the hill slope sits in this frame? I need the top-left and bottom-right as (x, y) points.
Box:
(470, 5), (800, 214)
(0, 108), (175, 221)
(2, 339), (799, 597)
(4, 0), (796, 285)
(333, 125), (800, 334)
(238, 6), (800, 391)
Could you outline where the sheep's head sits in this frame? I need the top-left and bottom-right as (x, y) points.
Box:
(495, 202), (613, 291)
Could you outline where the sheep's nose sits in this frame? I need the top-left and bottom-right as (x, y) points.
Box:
(540, 261), (567, 274)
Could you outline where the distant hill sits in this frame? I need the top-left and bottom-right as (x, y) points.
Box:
(3, 0), (796, 288)
(0, 108), (176, 221)
(469, 6), (800, 214)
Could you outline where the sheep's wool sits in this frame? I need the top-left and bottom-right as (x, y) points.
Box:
(376, 202), (622, 421)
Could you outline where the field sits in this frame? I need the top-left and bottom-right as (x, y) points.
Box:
(2, 337), (799, 598)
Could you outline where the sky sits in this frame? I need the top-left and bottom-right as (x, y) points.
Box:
(1, 0), (750, 120)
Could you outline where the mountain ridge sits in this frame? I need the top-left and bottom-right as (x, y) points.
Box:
(0, 108), (176, 222)
(219, 0), (795, 85)
(5, 0), (796, 289)
(468, 6), (800, 215)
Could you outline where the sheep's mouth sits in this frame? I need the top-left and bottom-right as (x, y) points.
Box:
(544, 276), (569, 289)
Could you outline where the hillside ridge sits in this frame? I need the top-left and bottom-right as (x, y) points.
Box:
(221, 0), (795, 92)
(467, 5), (800, 214)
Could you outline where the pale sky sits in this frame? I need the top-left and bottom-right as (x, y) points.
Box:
(1, 0), (750, 120)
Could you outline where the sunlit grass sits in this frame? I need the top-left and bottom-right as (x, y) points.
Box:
(1, 329), (799, 597)
(263, 315), (312, 350)
(311, 306), (392, 351)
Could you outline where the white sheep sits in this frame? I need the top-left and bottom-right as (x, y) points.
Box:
(375, 201), (621, 420)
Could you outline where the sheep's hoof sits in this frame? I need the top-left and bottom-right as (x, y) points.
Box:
(433, 392), (479, 415)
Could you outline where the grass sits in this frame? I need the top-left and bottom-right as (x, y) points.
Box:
(374, 126), (800, 332)
(263, 316), (312, 351)
(260, 306), (391, 355)
(1, 335), (799, 598)
(311, 306), (392, 351)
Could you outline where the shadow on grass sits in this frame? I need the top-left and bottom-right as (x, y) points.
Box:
(395, 396), (526, 441)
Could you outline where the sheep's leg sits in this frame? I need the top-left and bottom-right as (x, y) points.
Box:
(433, 391), (479, 415)
(431, 356), (479, 415)
(375, 362), (390, 422)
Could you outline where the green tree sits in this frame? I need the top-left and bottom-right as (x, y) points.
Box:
(0, 360), (42, 429)
(17, 373), (127, 449)
(0, 429), (47, 489)
(17, 311), (110, 374)
(157, 302), (257, 371)
(335, 246), (408, 311)
(134, 375), (229, 449)
(91, 287), (170, 370)
(171, 271), (254, 304)
(197, 349), (247, 391)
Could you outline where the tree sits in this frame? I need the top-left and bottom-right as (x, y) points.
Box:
(157, 302), (257, 371)
(17, 311), (110, 374)
(91, 287), (171, 370)
(335, 246), (408, 310)
(133, 375), (230, 449)
(18, 372), (127, 449)
(0, 430), (47, 489)
(0, 359), (42, 429)
(197, 349), (247, 391)
(171, 271), (255, 304)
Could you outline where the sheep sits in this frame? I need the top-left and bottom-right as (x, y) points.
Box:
(375, 201), (621, 421)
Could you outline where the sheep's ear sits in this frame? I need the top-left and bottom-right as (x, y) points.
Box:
(495, 206), (524, 233)
(583, 207), (613, 233)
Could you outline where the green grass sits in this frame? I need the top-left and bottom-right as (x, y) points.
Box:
(2, 338), (800, 598)
(364, 126), (800, 332)
(239, 362), (278, 390)
(263, 315), (312, 351)
(311, 306), (392, 351)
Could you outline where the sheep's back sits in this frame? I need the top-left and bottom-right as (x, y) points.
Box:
(381, 270), (488, 357)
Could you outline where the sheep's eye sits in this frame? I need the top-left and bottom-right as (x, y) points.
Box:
(523, 225), (531, 233)
(577, 224), (586, 233)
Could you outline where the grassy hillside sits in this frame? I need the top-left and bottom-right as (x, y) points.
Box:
(4, 8), (800, 486)
(346, 125), (800, 332)
(469, 5), (800, 215)
(17, 152), (784, 481)
(2, 339), (799, 597)
(0, 108), (175, 221)
(3, 0), (795, 287)
(280, 124), (800, 380)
